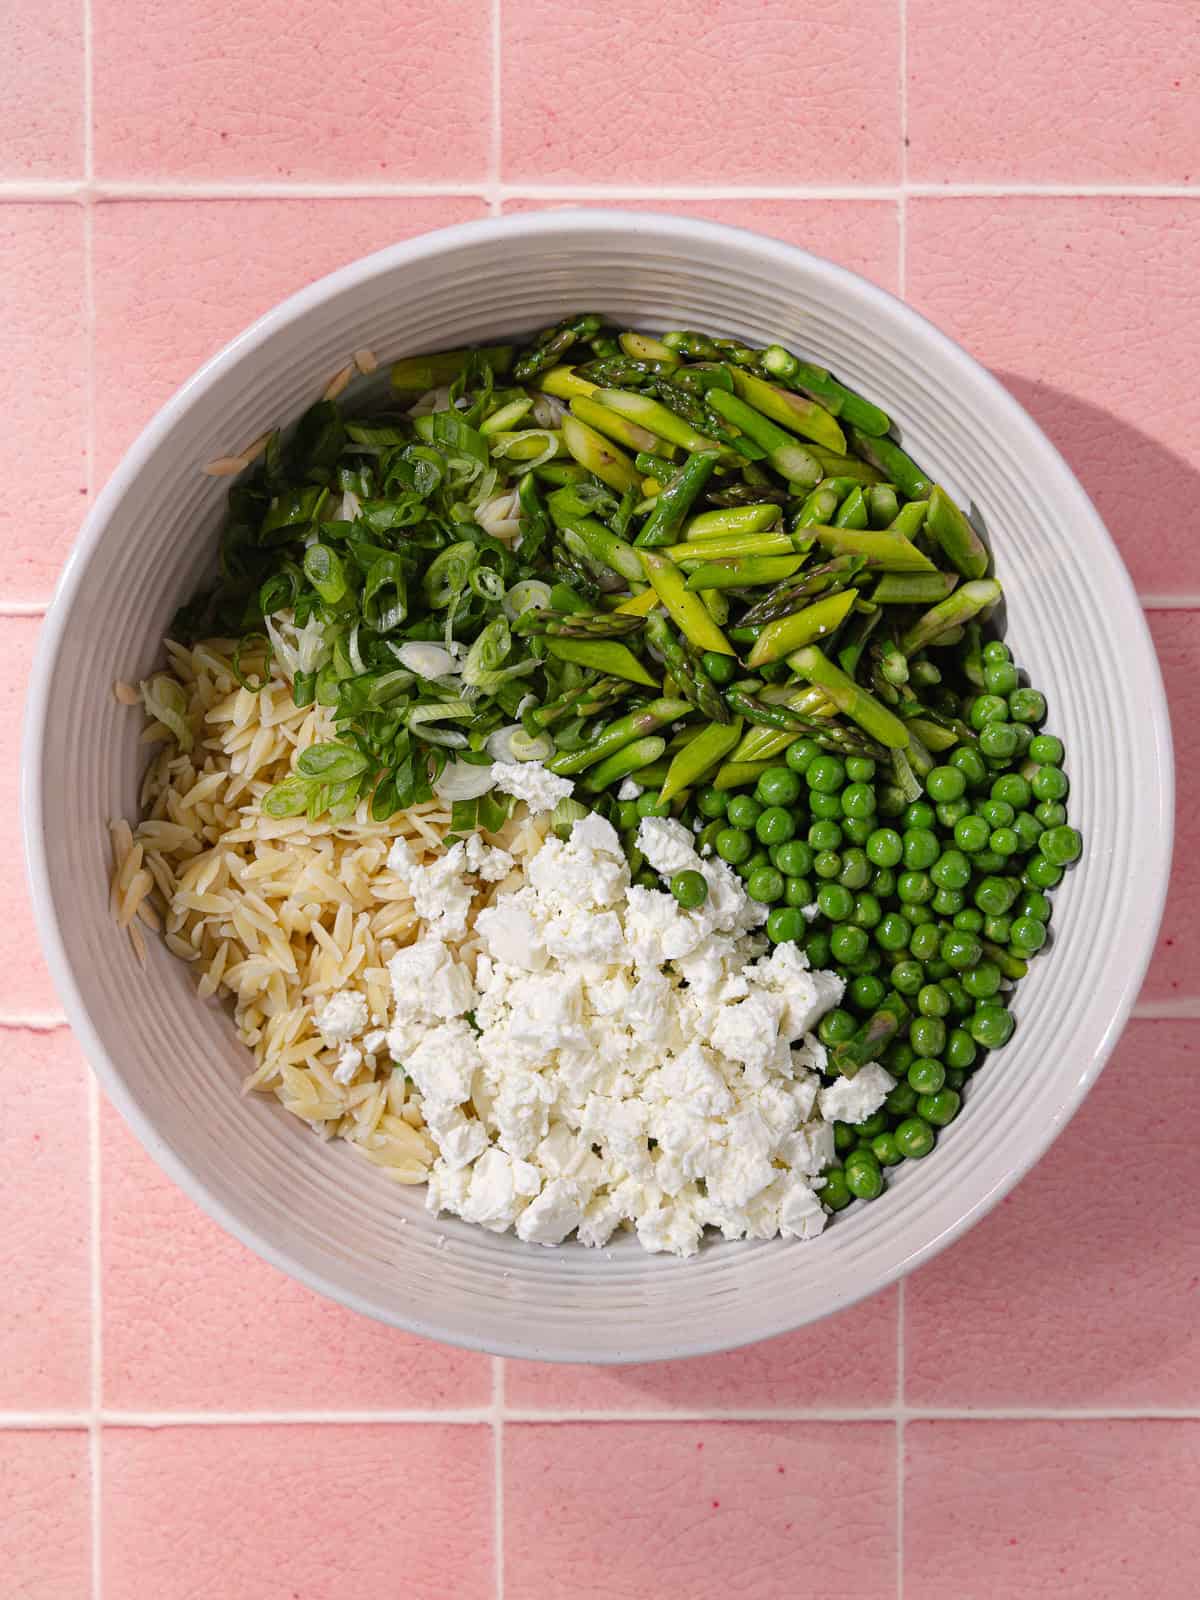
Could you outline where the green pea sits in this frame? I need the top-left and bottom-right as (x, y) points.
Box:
(833, 1120), (858, 1154)
(852, 892), (882, 930)
(746, 865), (783, 904)
(931, 848), (972, 891)
(756, 805), (795, 846)
(1029, 733), (1064, 765)
(1024, 855), (1063, 889)
(773, 839), (813, 877)
(849, 973), (888, 1012)
(960, 960), (1000, 999)
(869, 1132), (900, 1167)
(954, 814), (991, 853)
(918, 1088), (961, 1127)
(1009, 687), (1046, 725)
(1032, 764), (1069, 802)
(944, 1067), (965, 1091)
(1012, 724), (1035, 756)
(845, 756), (876, 782)
(670, 869), (709, 909)
(907, 903), (935, 927)
(925, 957), (952, 979)
(616, 799), (640, 831)
(972, 849), (1006, 873)
(895, 1117), (936, 1159)
(876, 784), (907, 817)
(890, 958), (924, 996)
(886, 1080), (918, 1116)
(784, 875), (814, 908)
(909, 923), (941, 962)
(992, 773), (1031, 809)
(926, 764), (967, 803)
(809, 819), (843, 852)
(856, 1110), (889, 1140)
(1010, 915), (1047, 952)
(807, 755), (845, 794)
(983, 913), (1012, 944)
(969, 1003), (1015, 1049)
(852, 946), (883, 976)
(936, 798), (971, 828)
(974, 875), (1017, 916)
(897, 870), (934, 906)
(945, 1027), (977, 1070)
(727, 794), (762, 829)
(766, 906), (806, 944)
(903, 828), (940, 870)
(941, 930), (982, 970)
(908, 1056), (945, 1094)
(830, 924), (870, 964)
(969, 693), (1009, 730)
(1012, 810), (1044, 851)
(716, 827), (752, 865)
(842, 816), (874, 845)
(701, 650), (737, 684)
(838, 849), (871, 890)
(756, 766), (802, 807)
(817, 882), (854, 922)
(981, 639), (1010, 663)
(978, 797), (1014, 829)
(818, 1007), (857, 1046)
(634, 866), (659, 889)
(876, 912), (912, 952)
(1040, 824), (1082, 865)
(979, 722), (1020, 761)
(738, 849), (769, 880)
(841, 782), (876, 820)
(910, 1015), (947, 1057)
(845, 1154), (884, 1200)
(950, 745), (989, 787)
(820, 1167), (853, 1210)
(990, 826), (1019, 857)
(784, 738), (821, 774)
(983, 658), (1019, 695)
(809, 789), (843, 820)
(1034, 799), (1068, 829)
(932, 887), (965, 916)
(866, 828), (903, 868)
(872, 866), (897, 896)
(637, 792), (671, 818)
(942, 976), (971, 1016)
(695, 785), (727, 819)
(904, 802), (936, 830)
(806, 929), (832, 967)
(1017, 889), (1051, 922)
(917, 983), (951, 1019)
(954, 908), (985, 934)
(814, 849), (843, 880)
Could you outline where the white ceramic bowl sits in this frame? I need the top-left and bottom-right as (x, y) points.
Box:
(24, 211), (1172, 1362)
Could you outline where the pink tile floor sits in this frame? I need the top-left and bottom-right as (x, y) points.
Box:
(2, 0), (1197, 1592)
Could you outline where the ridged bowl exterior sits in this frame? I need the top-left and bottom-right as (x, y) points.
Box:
(22, 212), (1172, 1362)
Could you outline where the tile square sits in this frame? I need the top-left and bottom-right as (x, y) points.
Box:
(503, 197), (899, 293)
(0, 1029), (90, 1409)
(909, 0), (1200, 183)
(0, 0), (83, 177)
(0, 206), (88, 602)
(505, 1288), (897, 1412)
(505, 1421), (894, 1599)
(906, 1019), (1200, 1408)
(0, 618), (62, 1016)
(501, 0), (899, 184)
(907, 197), (1200, 595)
(92, 196), (488, 483)
(104, 1424), (493, 1600)
(0, 1430), (90, 1599)
(101, 1103), (492, 1411)
(1143, 611), (1200, 1002)
(905, 1420), (1200, 1598)
(93, 0), (490, 180)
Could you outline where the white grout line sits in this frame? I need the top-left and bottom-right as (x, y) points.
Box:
(6, 1405), (1200, 1428)
(0, 180), (1198, 205)
(1138, 594), (1200, 609)
(493, 1359), (505, 1599)
(0, 1013), (70, 1029)
(0, 600), (51, 616)
(487, 0), (502, 217)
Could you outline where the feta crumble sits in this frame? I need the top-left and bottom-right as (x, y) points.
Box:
(489, 759), (574, 814)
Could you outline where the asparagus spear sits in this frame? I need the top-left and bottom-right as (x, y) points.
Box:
(645, 610), (732, 723)
(706, 389), (823, 486)
(560, 414), (642, 495)
(619, 330), (679, 363)
(583, 735), (668, 792)
(512, 314), (605, 381)
(684, 554), (808, 591)
(545, 637), (658, 687)
(787, 645), (911, 748)
(390, 343), (513, 391)
(872, 571), (958, 606)
(739, 556), (867, 626)
(724, 690), (887, 759)
(760, 345), (892, 436)
(833, 485), (870, 529)
(925, 485), (989, 579)
(900, 578), (1002, 655)
(594, 389), (722, 455)
(635, 453), (718, 548)
(546, 697), (691, 775)
(640, 550), (735, 655)
(727, 368), (847, 452)
(513, 608), (647, 640)
(685, 505), (781, 539)
(745, 589), (858, 667)
(569, 395), (668, 455)
(810, 527), (938, 572)
(847, 426), (934, 500)
(828, 995), (910, 1079)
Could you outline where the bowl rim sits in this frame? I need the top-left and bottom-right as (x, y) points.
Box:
(22, 208), (1175, 1361)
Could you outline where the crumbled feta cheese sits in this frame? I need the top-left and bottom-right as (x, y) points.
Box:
(333, 1044), (363, 1085)
(315, 991), (368, 1045)
(617, 778), (643, 801)
(490, 759), (574, 813)
(636, 814), (702, 877)
(817, 1062), (896, 1126)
